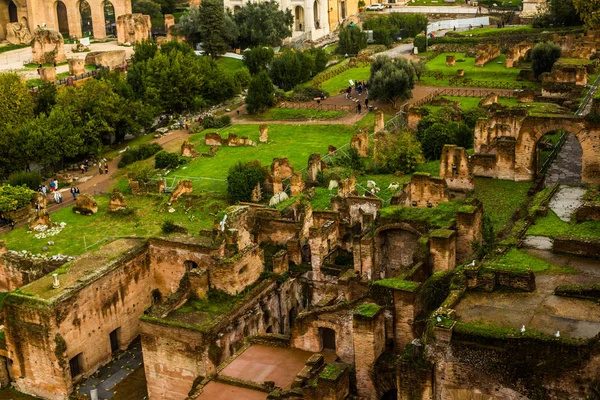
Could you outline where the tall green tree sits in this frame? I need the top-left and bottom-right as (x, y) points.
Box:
(199, 0), (229, 57)
(368, 56), (415, 108)
(233, 2), (293, 48)
(337, 25), (367, 55)
(227, 162), (267, 203)
(243, 46), (275, 75)
(572, 0), (600, 28)
(246, 71), (275, 114)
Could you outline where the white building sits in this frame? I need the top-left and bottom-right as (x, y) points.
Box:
(224, 0), (330, 42)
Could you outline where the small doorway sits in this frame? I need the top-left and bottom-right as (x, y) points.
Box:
(320, 327), (336, 351)
(8, 1), (17, 23)
(109, 328), (120, 353)
(289, 307), (297, 330)
(69, 353), (83, 379)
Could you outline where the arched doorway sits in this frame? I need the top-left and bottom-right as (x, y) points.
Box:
(8, 1), (17, 23)
(184, 260), (198, 271)
(313, 1), (319, 29)
(56, 1), (69, 36)
(536, 131), (582, 186)
(79, 0), (93, 37)
(340, 0), (346, 19)
(294, 6), (304, 31)
(103, 1), (115, 36)
(233, 5), (241, 13)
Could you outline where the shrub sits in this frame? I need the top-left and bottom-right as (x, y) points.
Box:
(413, 35), (427, 53)
(118, 143), (163, 168)
(331, 147), (364, 171)
(374, 130), (424, 174)
(155, 151), (180, 169)
(287, 86), (329, 102)
(234, 68), (252, 89)
(419, 122), (457, 160)
(8, 171), (42, 190)
(129, 165), (156, 183)
(227, 162), (267, 203)
(531, 42), (561, 78)
(0, 185), (35, 212)
(202, 115), (231, 129)
(243, 47), (275, 75)
(161, 219), (187, 234)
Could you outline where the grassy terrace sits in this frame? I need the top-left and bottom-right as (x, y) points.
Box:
(319, 65), (371, 94)
(378, 201), (462, 229)
(489, 248), (576, 274)
(527, 210), (600, 239)
(241, 108), (348, 121)
(12, 239), (144, 300)
(419, 52), (524, 87)
(471, 178), (531, 232)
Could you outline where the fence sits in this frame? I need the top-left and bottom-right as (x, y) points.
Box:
(30, 66), (108, 92)
(437, 87), (517, 97)
(448, 76), (534, 90)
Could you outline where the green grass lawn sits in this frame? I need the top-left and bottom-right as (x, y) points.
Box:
(319, 65), (371, 94)
(422, 96), (519, 113)
(0, 43), (28, 54)
(241, 108), (348, 121)
(526, 210), (600, 239)
(471, 177), (532, 232)
(420, 52), (523, 87)
(1, 193), (227, 256)
(179, 123), (362, 191)
(216, 57), (245, 74)
(490, 248), (576, 274)
(452, 25), (533, 37)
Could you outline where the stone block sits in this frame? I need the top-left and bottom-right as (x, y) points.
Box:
(69, 59), (86, 76)
(181, 140), (197, 157)
(259, 124), (268, 143)
(474, 44), (500, 67)
(31, 28), (66, 64)
(74, 194), (98, 215)
(108, 189), (127, 212)
(307, 153), (322, 183)
(374, 111), (385, 133)
(84, 50), (126, 70)
(168, 180), (193, 203)
(116, 13), (152, 45)
(5, 22), (32, 45)
(446, 55), (456, 66)
(351, 129), (369, 157)
(40, 67), (56, 82)
(205, 132), (222, 146)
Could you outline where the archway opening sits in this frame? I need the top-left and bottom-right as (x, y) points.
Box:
(294, 6), (304, 32)
(266, 325), (273, 333)
(56, 1), (69, 36)
(8, 1), (17, 23)
(184, 260), (199, 271)
(535, 130), (582, 186)
(79, 0), (93, 37)
(288, 307), (297, 330)
(104, 1), (115, 36)
(313, 1), (319, 29)
(233, 5), (241, 13)
(381, 389), (398, 400)
(319, 327), (336, 351)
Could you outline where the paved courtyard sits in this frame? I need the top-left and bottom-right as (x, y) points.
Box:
(455, 250), (600, 339)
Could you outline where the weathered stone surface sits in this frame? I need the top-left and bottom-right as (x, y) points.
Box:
(506, 42), (532, 68)
(75, 193), (98, 215)
(205, 132), (222, 146)
(39, 67), (56, 82)
(168, 180), (193, 203)
(446, 55), (456, 66)
(456, 69), (465, 77)
(68, 58), (86, 76)
(259, 124), (268, 143)
(31, 28), (66, 64)
(307, 153), (322, 183)
(84, 50), (127, 70)
(290, 171), (304, 196)
(374, 111), (385, 133)
(180, 140), (197, 157)
(108, 189), (127, 212)
(351, 129), (369, 157)
(440, 145), (473, 192)
(5, 22), (32, 45)
(478, 93), (498, 107)
(475, 44), (500, 67)
(517, 89), (535, 103)
(116, 13), (152, 45)
(397, 173), (449, 208)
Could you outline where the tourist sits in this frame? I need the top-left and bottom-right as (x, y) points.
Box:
(365, 98), (369, 108)
(99, 162), (103, 175)
(80, 164), (85, 174)
(357, 103), (362, 115)
(41, 185), (47, 195)
(54, 191), (60, 204)
(84, 159), (89, 172)
(9, 220), (15, 231)
(75, 187), (80, 198)
(54, 179), (59, 192)
(105, 164), (109, 175)
(70, 187), (76, 200)
(58, 192), (63, 204)
(49, 180), (55, 192)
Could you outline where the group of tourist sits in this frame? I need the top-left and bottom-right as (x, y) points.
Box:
(98, 159), (109, 175)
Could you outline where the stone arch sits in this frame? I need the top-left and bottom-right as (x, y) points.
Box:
(515, 117), (600, 184)
(374, 223), (424, 279)
(103, 0), (115, 36)
(294, 5), (304, 32)
(313, 0), (319, 28)
(78, 0), (93, 37)
(55, 1), (69, 35)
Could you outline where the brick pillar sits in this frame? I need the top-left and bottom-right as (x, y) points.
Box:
(90, 1), (106, 39)
(353, 304), (385, 399)
(393, 288), (421, 351)
(429, 229), (456, 273)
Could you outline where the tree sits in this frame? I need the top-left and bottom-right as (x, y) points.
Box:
(419, 122), (457, 160)
(309, 47), (328, 73)
(413, 34), (426, 53)
(368, 56), (415, 108)
(246, 71), (275, 114)
(411, 59), (427, 81)
(572, 0), (600, 28)
(338, 25), (367, 55)
(132, 40), (158, 64)
(375, 131), (424, 174)
(160, 40), (194, 55)
(269, 51), (303, 91)
(227, 162), (267, 203)
(243, 46), (275, 75)
(199, 0), (229, 57)
(234, 2), (293, 48)
(531, 42), (561, 78)
(178, 5), (203, 43)
(34, 82), (57, 115)
(132, 0), (163, 32)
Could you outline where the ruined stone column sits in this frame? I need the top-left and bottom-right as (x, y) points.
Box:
(259, 124), (268, 143)
(307, 153), (322, 183)
(429, 229), (457, 273)
(0, 356), (9, 388)
(353, 304), (385, 399)
(91, 1), (107, 39)
(374, 111), (384, 133)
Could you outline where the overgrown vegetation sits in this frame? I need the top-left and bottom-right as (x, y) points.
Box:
(226, 162), (267, 203)
(118, 143), (163, 168)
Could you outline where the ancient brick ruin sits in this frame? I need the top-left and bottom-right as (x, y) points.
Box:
(31, 27), (66, 64)
(116, 13), (152, 45)
(474, 44), (500, 67)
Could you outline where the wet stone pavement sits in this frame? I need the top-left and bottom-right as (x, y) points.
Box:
(75, 340), (144, 399)
(544, 133), (583, 187)
(548, 185), (587, 222)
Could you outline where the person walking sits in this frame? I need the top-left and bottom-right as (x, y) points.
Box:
(365, 98), (369, 108)
(70, 187), (76, 200)
(58, 192), (63, 204)
(105, 164), (109, 175)
(357, 103), (362, 115)
(84, 159), (89, 172)
(75, 187), (80, 198)
(41, 185), (47, 195)
(99, 162), (103, 175)
(54, 191), (60, 204)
